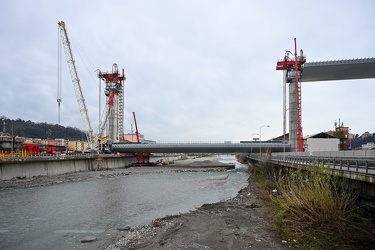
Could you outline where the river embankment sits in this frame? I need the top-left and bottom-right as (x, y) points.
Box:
(0, 156), (233, 190)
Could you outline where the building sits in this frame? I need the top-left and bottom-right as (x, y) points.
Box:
(303, 132), (340, 152)
(327, 120), (350, 150)
(122, 133), (145, 143)
(362, 142), (375, 150)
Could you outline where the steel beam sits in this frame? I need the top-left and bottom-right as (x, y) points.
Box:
(111, 142), (291, 154)
(302, 58), (375, 82)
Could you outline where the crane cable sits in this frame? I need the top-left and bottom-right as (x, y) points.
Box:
(70, 34), (99, 88)
(57, 26), (62, 124)
(57, 25), (103, 130)
(67, 32), (107, 131)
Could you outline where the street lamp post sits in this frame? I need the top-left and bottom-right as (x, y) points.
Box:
(259, 125), (270, 156)
(251, 133), (259, 154)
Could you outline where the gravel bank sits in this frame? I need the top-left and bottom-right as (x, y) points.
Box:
(104, 176), (292, 250)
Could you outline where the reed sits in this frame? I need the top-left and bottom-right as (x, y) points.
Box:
(270, 164), (374, 249)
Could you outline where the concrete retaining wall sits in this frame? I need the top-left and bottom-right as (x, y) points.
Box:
(0, 156), (135, 181)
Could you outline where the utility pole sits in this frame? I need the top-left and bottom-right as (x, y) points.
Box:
(11, 121), (14, 155)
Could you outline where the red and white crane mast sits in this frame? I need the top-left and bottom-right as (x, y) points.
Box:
(98, 64), (126, 144)
(276, 38), (306, 152)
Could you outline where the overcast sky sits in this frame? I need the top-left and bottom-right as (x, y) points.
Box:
(1, 0), (374, 142)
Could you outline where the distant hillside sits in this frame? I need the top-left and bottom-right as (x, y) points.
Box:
(0, 116), (86, 140)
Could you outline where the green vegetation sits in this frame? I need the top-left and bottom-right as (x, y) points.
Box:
(0, 116), (85, 140)
(250, 160), (375, 250)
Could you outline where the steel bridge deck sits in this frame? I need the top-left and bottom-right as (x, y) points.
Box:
(111, 142), (290, 154)
(302, 58), (375, 82)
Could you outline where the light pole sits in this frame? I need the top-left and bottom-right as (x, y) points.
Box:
(259, 125), (270, 156)
(251, 133), (259, 154)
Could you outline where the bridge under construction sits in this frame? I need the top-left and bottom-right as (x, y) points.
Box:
(277, 39), (375, 153)
(111, 142), (290, 154)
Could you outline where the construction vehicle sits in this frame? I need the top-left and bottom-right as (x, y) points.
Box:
(57, 21), (126, 150)
(58, 21), (95, 149)
(161, 153), (174, 165)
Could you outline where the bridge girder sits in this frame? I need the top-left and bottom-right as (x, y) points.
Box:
(302, 58), (375, 82)
(111, 143), (290, 154)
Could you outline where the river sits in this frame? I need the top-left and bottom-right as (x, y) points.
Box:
(0, 156), (248, 250)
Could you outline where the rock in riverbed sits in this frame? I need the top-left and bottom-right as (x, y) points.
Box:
(80, 235), (97, 243)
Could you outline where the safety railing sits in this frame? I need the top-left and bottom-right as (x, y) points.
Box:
(268, 155), (375, 176)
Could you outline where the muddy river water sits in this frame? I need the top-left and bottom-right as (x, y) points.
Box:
(0, 156), (248, 250)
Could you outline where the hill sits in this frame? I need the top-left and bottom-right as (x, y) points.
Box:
(0, 116), (86, 140)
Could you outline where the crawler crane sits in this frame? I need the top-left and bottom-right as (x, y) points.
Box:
(58, 21), (96, 149)
(58, 21), (126, 150)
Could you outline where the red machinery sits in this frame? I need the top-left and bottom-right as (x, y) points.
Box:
(276, 38), (306, 152)
(131, 112), (155, 166)
(23, 144), (57, 155)
(98, 63), (126, 143)
(23, 143), (41, 155)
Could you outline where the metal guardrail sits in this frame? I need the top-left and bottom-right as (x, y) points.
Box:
(268, 155), (375, 176)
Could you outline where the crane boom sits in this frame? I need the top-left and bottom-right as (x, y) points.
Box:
(132, 112), (140, 143)
(57, 21), (95, 149)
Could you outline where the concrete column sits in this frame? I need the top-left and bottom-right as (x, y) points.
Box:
(289, 80), (298, 152)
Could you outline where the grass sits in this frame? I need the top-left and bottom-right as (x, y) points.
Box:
(250, 160), (375, 250)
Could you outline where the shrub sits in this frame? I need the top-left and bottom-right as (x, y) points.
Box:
(271, 164), (374, 249)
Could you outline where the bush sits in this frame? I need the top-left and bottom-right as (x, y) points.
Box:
(269, 164), (374, 249)
(248, 159), (375, 249)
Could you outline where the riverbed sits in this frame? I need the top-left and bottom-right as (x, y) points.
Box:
(0, 156), (249, 250)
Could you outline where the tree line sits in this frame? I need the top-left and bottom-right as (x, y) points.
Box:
(0, 116), (86, 140)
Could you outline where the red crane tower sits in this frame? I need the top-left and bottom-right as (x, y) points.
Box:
(98, 64), (126, 144)
(276, 38), (306, 152)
